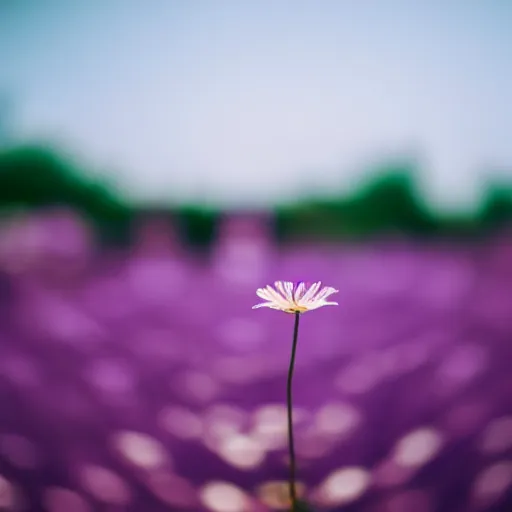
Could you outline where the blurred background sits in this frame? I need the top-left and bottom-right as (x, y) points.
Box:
(0, 1), (511, 511)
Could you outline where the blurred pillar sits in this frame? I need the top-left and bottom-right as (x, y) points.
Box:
(0, 209), (90, 273)
(212, 211), (275, 286)
(125, 210), (186, 305)
(0, 208), (94, 292)
(132, 210), (183, 259)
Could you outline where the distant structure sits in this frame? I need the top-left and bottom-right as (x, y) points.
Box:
(132, 209), (182, 258)
(212, 211), (275, 286)
(0, 208), (93, 281)
(124, 209), (188, 305)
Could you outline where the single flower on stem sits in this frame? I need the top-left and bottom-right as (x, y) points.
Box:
(253, 281), (338, 314)
(253, 281), (338, 511)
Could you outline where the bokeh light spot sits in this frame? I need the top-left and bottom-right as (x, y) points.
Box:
(144, 470), (198, 509)
(86, 358), (135, 395)
(315, 467), (370, 506)
(217, 434), (265, 470)
(251, 404), (308, 451)
(382, 489), (433, 512)
(335, 360), (380, 394)
(158, 406), (203, 440)
(113, 431), (169, 469)
(373, 459), (416, 488)
(44, 487), (91, 512)
(213, 355), (264, 384)
(127, 258), (184, 302)
(256, 480), (306, 510)
(394, 342), (432, 373)
(472, 461), (512, 505)
(480, 416), (512, 454)
(393, 427), (443, 468)
(436, 343), (487, 393)
(37, 300), (105, 347)
(0, 475), (16, 508)
(180, 371), (220, 403)
(80, 465), (131, 505)
(0, 355), (41, 388)
(443, 402), (489, 438)
(0, 434), (39, 469)
(295, 428), (334, 459)
(314, 401), (361, 437)
(217, 317), (265, 351)
(200, 481), (250, 512)
(204, 404), (247, 439)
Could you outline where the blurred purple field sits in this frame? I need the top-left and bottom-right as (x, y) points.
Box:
(0, 209), (511, 512)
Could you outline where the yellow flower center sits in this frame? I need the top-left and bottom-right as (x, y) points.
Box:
(284, 305), (308, 314)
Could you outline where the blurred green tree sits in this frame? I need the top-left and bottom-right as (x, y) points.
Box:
(1, 145), (510, 246)
(177, 206), (218, 251)
(0, 145), (132, 246)
(480, 185), (512, 232)
(276, 166), (438, 241)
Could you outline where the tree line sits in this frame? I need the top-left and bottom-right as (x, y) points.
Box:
(0, 145), (511, 247)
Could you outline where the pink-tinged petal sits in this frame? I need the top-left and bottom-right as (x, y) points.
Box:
(294, 281), (307, 301)
(275, 281), (293, 303)
(267, 284), (285, 299)
(253, 281), (337, 313)
(307, 300), (338, 311)
(256, 288), (273, 301)
(267, 303), (287, 311)
(252, 302), (276, 309)
(265, 285), (290, 308)
(274, 281), (287, 298)
(300, 281), (322, 304)
(314, 286), (339, 301)
(255, 285), (288, 309)
(284, 281), (295, 301)
(322, 301), (338, 306)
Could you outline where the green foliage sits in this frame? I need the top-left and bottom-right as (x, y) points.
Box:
(276, 169), (438, 241)
(0, 145), (132, 246)
(480, 186), (512, 232)
(0, 146), (115, 209)
(1, 144), (511, 245)
(176, 206), (218, 250)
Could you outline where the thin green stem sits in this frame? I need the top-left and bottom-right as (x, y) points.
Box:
(286, 312), (301, 511)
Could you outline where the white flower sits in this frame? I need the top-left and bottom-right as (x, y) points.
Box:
(253, 281), (338, 314)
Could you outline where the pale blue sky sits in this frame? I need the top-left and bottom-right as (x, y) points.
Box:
(1, 1), (511, 211)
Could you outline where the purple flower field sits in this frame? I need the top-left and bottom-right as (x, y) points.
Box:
(0, 210), (511, 512)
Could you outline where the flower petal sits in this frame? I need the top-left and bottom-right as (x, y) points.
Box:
(314, 286), (339, 302)
(256, 288), (273, 300)
(300, 281), (322, 304)
(265, 285), (290, 308)
(275, 281), (294, 303)
(285, 282), (295, 301)
(307, 300), (338, 310)
(252, 301), (277, 309)
(253, 281), (338, 313)
(294, 281), (306, 302)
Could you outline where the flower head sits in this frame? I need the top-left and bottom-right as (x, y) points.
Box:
(253, 281), (338, 314)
